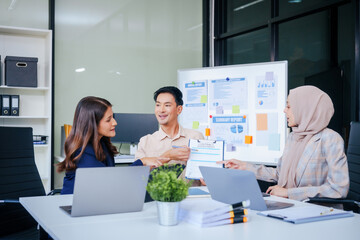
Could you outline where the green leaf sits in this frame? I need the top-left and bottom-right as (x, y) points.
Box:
(146, 164), (193, 202)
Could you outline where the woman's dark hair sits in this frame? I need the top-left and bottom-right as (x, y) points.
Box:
(57, 96), (118, 172)
(153, 86), (183, 106)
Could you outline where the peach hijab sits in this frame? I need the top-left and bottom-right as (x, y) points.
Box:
(278, 86), (334, 188)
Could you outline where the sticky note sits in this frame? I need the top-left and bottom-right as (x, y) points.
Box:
(256, 113), (268, 131)
(256, 131), (268, 146)
(226, 143), (235, 152)
(232, 105), (240, 114)
(200, 95), (208, 103)
(216, 106), (224, 114)
(265, 72), (274, 81)
(192, 121), (199, 129)
(245, 135), (253, 144)
(269, 133), (280, 151)
(205, 128), (210, 136)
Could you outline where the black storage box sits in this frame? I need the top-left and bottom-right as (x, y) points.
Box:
(5, 56), (38, 87)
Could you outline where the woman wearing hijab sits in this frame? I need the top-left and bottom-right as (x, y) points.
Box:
(219, 86), (349, 201)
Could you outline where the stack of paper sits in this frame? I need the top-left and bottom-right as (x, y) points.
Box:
(179, 198), (248, 227)
(258, 205), (354, 224)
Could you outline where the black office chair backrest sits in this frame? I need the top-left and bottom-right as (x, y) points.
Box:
(347, 122), (360, 201)
(0, 127), (45, 237)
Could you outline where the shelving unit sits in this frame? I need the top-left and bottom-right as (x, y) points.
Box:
(0, 25), (52, 193)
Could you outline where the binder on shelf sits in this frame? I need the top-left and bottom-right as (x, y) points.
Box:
(10, 95), (19, 116)
(33, 135), (48, 145)
(1, 95), (10, 116)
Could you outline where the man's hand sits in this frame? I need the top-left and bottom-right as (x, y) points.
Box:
(161, 146), (191, 162)
(140, 157), (170, 169)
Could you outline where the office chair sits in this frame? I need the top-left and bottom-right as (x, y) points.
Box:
(0, 127), (49, 239)
(308, 121), (360, 213)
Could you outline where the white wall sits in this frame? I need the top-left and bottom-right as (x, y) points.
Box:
(0, 0), (48, 29)
(54, 0), (203, 187)
(0, 0), (203, 189)
(54, 0), (202, 156)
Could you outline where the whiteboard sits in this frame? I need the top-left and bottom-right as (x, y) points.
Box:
(178, 61), (288, 165)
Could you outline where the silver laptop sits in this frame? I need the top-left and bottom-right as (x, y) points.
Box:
(60, 166), (150, 217)
(199, 166), (293, 211)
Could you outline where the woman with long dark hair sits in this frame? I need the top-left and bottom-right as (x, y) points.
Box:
(57, 96), (165, 194)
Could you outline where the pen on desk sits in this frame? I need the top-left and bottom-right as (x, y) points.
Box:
(320, 208), (334, 215)
(172, 145), (198, 151)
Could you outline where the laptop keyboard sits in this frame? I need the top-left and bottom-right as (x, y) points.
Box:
(265, 200), (294, 210)
(262, 192), (270, 197)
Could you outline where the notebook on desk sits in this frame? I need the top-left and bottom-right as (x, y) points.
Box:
(199, 166), (293, 211)
(59, 166), (150, 217)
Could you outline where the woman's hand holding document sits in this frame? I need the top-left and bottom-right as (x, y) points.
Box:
(185, 139), (224, 179)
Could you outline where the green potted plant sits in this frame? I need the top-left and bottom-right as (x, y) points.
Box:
(147, 164), (192, 226)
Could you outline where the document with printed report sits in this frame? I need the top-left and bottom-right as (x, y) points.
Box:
(185, 139), (224, 180)
(258, 205), (354, 224)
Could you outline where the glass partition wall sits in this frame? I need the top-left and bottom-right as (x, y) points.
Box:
(209, 0), (358, 141)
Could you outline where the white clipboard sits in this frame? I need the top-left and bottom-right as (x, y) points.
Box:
(185, 139), (224, 180)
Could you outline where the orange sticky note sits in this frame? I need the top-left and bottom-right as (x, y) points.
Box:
(245, 135), (253, 144)
(256, 113), (268, 131)
(205, 128), (210, 136)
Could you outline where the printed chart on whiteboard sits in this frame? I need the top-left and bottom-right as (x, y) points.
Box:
(178, 61), (288, 165)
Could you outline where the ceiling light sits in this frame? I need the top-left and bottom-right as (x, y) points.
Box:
(75, 68), (86, 73)
(8, 0), (17, 11)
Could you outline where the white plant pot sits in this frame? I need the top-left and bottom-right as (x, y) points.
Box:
(156, 201), (180, 226)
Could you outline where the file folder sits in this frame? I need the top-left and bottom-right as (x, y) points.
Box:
(258, 205), (354, 224)
(1, 95), (10, 116)
(10, 95), (19, 116)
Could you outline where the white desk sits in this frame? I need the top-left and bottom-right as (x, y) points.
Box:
(20, 195), (359, 240)
(114, 154), (135, 164)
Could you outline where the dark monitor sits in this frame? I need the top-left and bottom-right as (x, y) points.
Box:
(111, 113), (159, 144)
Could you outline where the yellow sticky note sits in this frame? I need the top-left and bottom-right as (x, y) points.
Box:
(256, 113), (268, 131)
(200, 95), (208, 103)
(245, 135), (253, 144)
(232, 105), (240, 114)
(192, 121), (199, 129)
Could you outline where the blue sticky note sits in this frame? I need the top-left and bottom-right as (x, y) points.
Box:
(226, 143), (235, 152)
(265, 72), (274, 81)
(269, 133), (280, 151)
